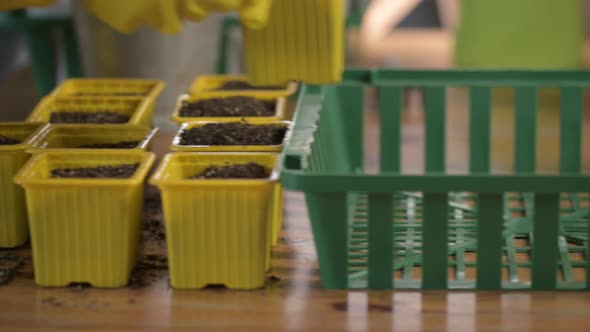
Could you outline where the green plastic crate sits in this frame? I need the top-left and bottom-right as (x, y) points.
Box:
(281, 69), (590, 290)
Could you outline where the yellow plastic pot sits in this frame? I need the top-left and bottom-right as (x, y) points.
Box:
(0, 123), (47, 248)
(150, 152), (280, 289)
(14, 151), (156, 287)
(50, 78), (165, 98)
(243, 0), (345, 85)
(49, 78), (165, 118)
(28, 124), (158, 153)
(27, 97), (153, 127)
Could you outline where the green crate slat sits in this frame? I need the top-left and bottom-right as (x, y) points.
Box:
(469, 87), (492, 173)
(379, 86), (403, 173)
(367, 193), (393, 288)
(305, 193), (348, 289)
(423, 193), (449, 289)
(477, 193), (504, 289)
(532, 194), (560, 290)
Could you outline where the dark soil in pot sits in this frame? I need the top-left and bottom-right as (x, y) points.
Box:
(180, 122), (287, 146)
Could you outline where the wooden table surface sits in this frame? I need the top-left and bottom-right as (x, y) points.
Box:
(2, 29), (590, 331)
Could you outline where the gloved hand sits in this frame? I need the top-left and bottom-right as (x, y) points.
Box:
(179, 0), (272, 29)
(0, 0), (56, 11)
(82, 0), (273, 34)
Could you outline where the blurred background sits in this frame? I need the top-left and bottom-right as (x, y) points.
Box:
(1, 0), (590, 134)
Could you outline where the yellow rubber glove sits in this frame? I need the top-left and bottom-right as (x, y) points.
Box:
(1, 0), (272, 33)
(240, 0), (273, 30)
(181, 0), (271, 29)
(0, 0), (56, 11)
(83, 0), (272, 34)
(179, 0), (242, 21)
(179, 0), (209, 21)
(198, 0), (243, 11)
(244, 0), (345, 85)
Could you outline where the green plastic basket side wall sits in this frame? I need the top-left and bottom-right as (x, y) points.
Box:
(26, 97), (154, 126)
(14, 151), (156, 287)
(171, 94), (287, 125)
(170, 120), (291, 152)
(0, 123), (47, 247)
(150, 152), (279, 289)
(281, 70), (590, 291)
(28, 125), (158, 153)
(188, 74), (298, 98)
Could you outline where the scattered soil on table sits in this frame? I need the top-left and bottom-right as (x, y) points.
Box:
(267, 274), (282, 283)
(191, 162), (269, 179)
(0, 252), (25, 286)
(129, 255), (168, 289)
(129, 186), (168, 289)
(129, 268), (158, 288)
(69, 282), (91, 290)
(179, 96), (276, 117)
(77, 141), (140, 149)
(51, 163), (139, 178)
(136, 256), (167, 270)
(145, 254), (168, 266)
(180, 122), (287, 146)
(50, 111), (130, 124)
(143, 187), (165, 245)
(215, 81), (282, 91)
(0, 134), (21, 145)
(144, 217), (165, 243)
